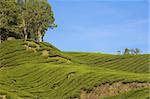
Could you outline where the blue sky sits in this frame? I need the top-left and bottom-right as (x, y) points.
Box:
(45, 0), (149, 54)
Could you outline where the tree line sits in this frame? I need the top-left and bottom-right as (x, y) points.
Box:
(117, 48), (141, 55)
(0, 0), (56, 42)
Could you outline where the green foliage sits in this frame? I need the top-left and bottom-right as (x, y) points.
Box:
(0, 0), (56, 41)
(20, 0), (56, 41)
(124, 48), (130, 54)
(0, 0), (23, 40)
(122, 48), (141, 55)
(134, 48), (141, 55)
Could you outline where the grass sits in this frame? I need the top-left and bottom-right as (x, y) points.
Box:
(0, 40), (149, 99)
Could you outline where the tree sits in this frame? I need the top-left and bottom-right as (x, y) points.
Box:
(31, 0), (56, 42)
(18, 0), (56, 42)
(0, 0), (23, 40)
(134, 48), (141, 55)
(18, 1), (35, 40)
(124, 48), (130, 55)
(0, 0), (56, 42)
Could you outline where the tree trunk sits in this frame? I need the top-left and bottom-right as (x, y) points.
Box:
(23, 27), (27, 40)
(42, 34), (44, 42)
(37, 35), (42, 42)
(36, 29), (42, 42)
(0, 36), (2, 43)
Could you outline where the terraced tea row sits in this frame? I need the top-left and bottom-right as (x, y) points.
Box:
(0, 63), (149, 99)
(0, 40), (72, 68)
(66, 52), (150, 73)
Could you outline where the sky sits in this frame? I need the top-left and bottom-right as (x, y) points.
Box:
(45, 0), (149, 54)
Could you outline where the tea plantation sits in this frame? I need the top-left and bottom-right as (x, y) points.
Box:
(0, 40), (149, 99)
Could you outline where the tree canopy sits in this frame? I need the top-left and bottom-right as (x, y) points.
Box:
(0, 0), (56, 42)
(0, 0), (23, 41)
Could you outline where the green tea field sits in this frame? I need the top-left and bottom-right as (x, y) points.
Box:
(0, 40), (149, 99)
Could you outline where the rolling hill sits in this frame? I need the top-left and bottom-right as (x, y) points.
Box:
(0, 40), (149, 99)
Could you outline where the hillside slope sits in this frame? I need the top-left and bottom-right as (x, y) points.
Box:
(0, 40), (149, 99)
(65, 52), (149, 73)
